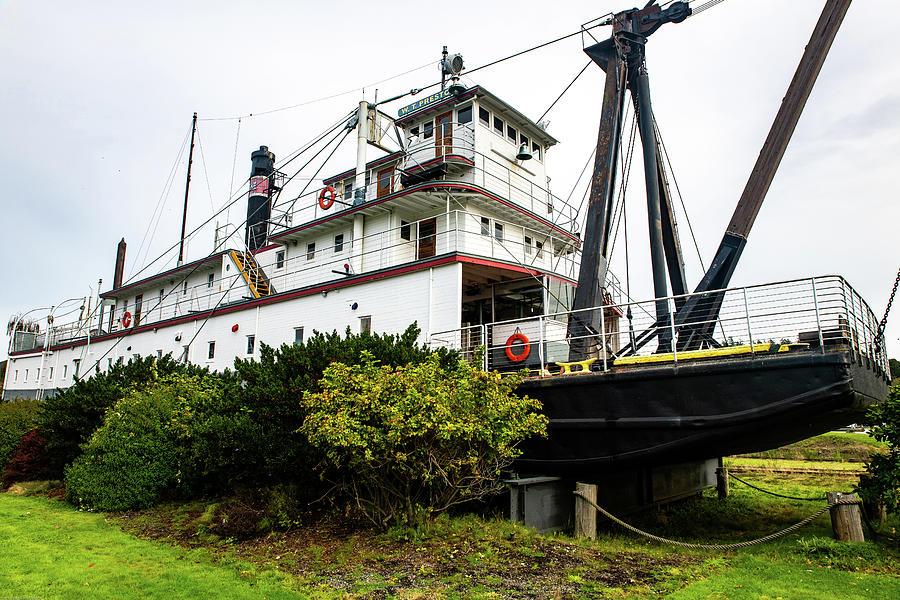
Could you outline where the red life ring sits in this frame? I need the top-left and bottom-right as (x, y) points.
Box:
(505, 332), (531, 362)
(318, 186), (336, 210)
(122, 311), (132, 328)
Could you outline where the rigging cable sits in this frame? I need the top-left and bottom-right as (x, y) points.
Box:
(536, 61), (592, 125)
(130, 128), (191, 278)
(195, 125), (217, 212)
(225, 118), (242, 223)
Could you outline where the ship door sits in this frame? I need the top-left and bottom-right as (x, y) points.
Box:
(376, 166), (394, 198)
(436, 111), (452, 157)
(417, 218), (436, 259)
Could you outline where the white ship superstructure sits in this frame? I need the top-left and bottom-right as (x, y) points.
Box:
(4, 81), (599, 400)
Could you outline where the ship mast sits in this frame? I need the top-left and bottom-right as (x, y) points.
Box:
(177, 112), (198, 266)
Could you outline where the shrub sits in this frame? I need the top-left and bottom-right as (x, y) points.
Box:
(2, 429), (50, 486)
(227, 323), (457, 488)
(0, 398), (41, 474)
(857, 384), (900, 514)
(40, 355), (208, 476)
(300, 352), (548, 528)
(65, 372), (221, 512)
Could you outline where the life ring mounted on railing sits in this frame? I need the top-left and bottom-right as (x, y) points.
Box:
(122, 311), (132, 328)
(318, 186), (336, 210)
(505, 331), (531, 363)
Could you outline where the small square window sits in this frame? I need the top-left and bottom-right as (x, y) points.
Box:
(276, 250), (285, 269)
(479, 107), (490, 124)
(62, 365), (67, 379)
(507, 124), (517, 142)
(294, 327), (304, 345)
(207, 341), (215, 360)
(532, 142), (542, 161)
(307, 242), (315, 260)
(457, 105), (472, 124)
(494, 222), (504, 241)
(157, 349), (163, 359)
(334, 234), (344, 253)
(423, 121), (433, 139)
(400, 221), (411, 241)
(535, 240), (544, 258)
(525, 235), (533, 255)
(360, 316), (372, 334)
(207, 273), (215, 288)
(247, 335), (255, 355)
(520, 134), (529, 148)
(480, 217), (490, 236)
(493, 116), (504, 134)
(48, 366), (53, 381)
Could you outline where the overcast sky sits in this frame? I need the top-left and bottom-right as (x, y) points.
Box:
(1, 0), (898, 362)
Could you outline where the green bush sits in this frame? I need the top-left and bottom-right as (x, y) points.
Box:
(65, 372), (222, 512)
(857, 384), (900, 514)
(40, 355), (207, 476)
(227, 323), (457, 487)
(300, 352), (547, 528)
(0, 398), (41, 476)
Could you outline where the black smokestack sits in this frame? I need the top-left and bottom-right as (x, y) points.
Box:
(246, 146), (275, 252)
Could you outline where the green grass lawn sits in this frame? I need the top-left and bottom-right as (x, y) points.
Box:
(0, 494), (304, 599)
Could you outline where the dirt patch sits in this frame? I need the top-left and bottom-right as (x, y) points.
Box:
(113, 506), (695, 598)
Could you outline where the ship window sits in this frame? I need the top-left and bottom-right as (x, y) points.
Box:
(494, 222), (504, 241)
(493, 116), (504, 135)
(36, 368), (40, 381)
(14, 369), (18, 382)
(343, 180), (353, 201)
(423, 121), (433, 139)
(25, 369), (28, 382)
(507, 124), (517, 142)
(360, 315), (372, 334)
(408, 125), (419, 142)
(479, 107), (490, 125)
(480, 217), (490, 236)
(306, 242), (315, 260)
(520, 134), (529, 148)
(207, 341), (215, 360)
(457, 105), (472, 124)
(73, 359), (80, 378)
(134, 294), (143, 327)
(207, 273), (215, 288)
(535, 240), (544, 258)
(532, 142), (542, 161)
(400, 220), (411, 241)
(156, 349), (163, 359)
(294, 327), (304, 345)
(525, 235), (533, 255)
(276, 250), (285, 269)
(107, 358), (112, 370)
(334, 234), (344, 253)
(182, 280), (188, 295)
(62, 364), (67, 379)
(246, 335), (255, 355)
(48, 366), (53, 381)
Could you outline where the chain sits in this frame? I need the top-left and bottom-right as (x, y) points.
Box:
(574, 490), (860, 550)
(874, 267), (900, 356)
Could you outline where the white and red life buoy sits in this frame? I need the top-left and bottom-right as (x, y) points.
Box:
(505, 332), (531, 363)
(122, 311), (132, 328)
(318, 186), (336, 210)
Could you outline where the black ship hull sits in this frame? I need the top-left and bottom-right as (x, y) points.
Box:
(515, 349), (889, 475)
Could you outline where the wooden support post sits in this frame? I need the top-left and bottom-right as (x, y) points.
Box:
(826, 492), (864, 542)
(716, 458), (729, 500)
(575, 482), (598, 540)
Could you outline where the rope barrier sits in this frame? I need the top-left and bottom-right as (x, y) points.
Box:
(727, 471), (825, 502)
(573, 490), (860, 551)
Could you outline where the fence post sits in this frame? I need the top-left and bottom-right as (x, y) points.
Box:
(575, 482), (597, 540)
(826, 492), (864, 542)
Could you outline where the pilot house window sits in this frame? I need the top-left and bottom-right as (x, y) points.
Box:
(457, 105), (472, 124)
